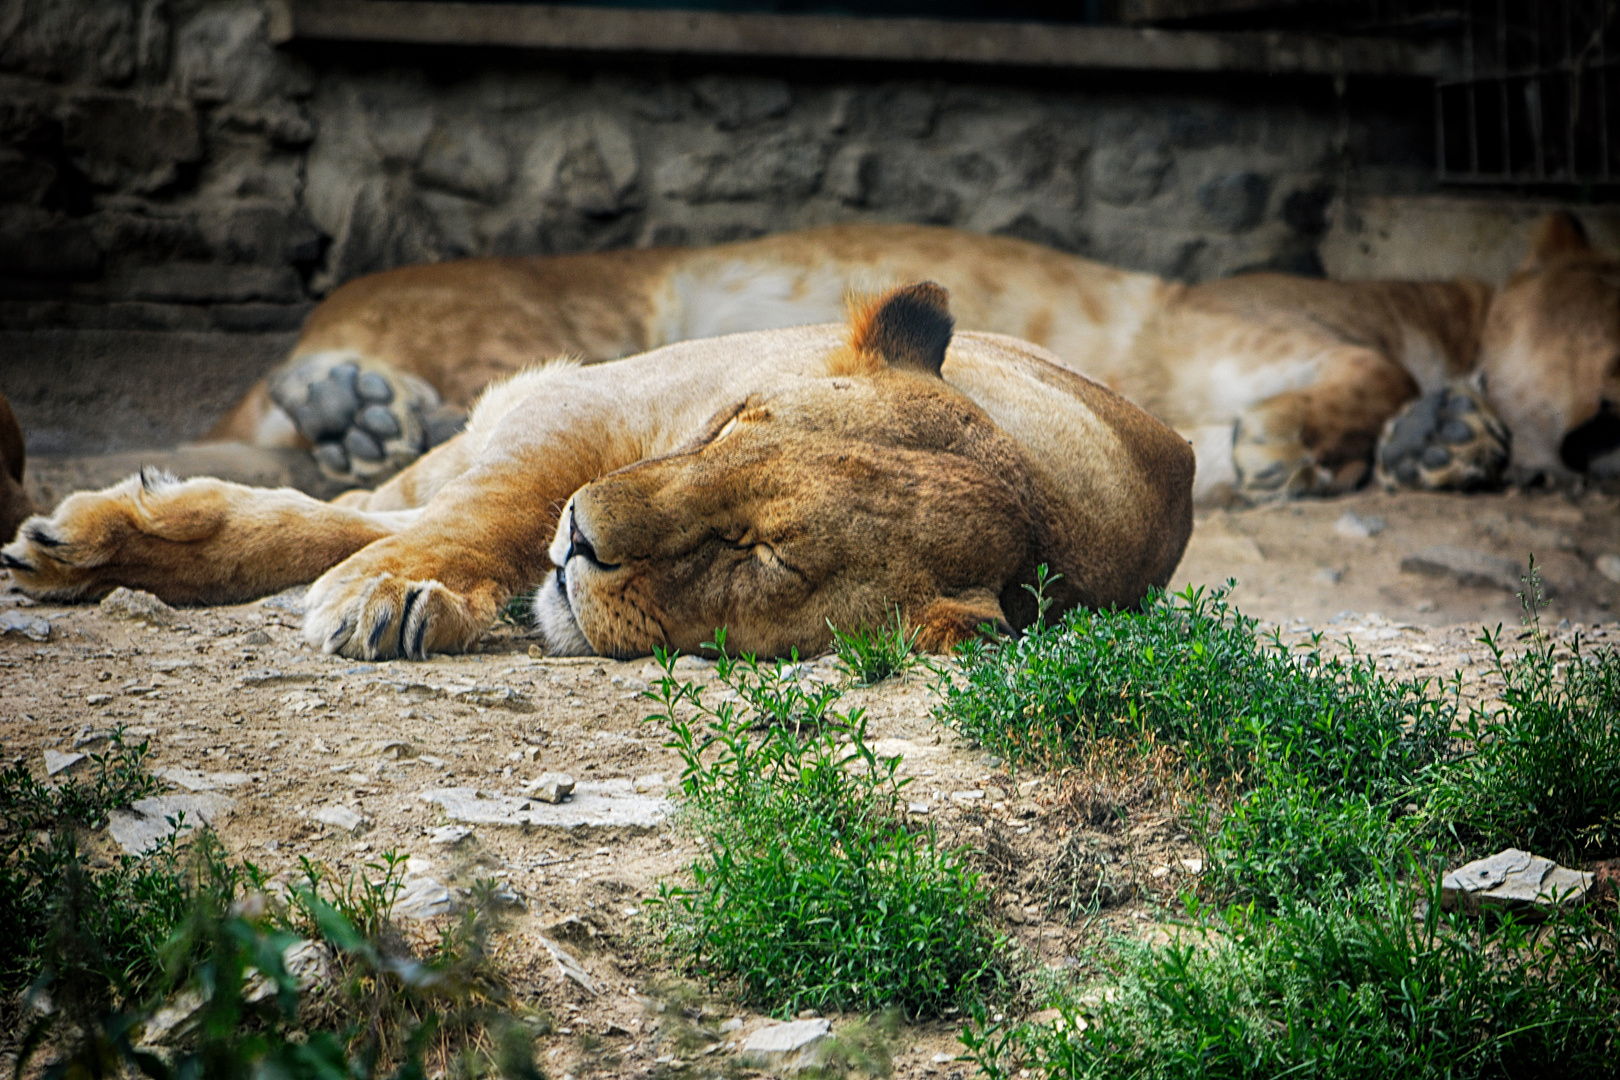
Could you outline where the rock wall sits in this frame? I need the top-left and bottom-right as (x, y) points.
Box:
(1, 0), (1441, 452)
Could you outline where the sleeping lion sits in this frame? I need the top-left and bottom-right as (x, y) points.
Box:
(2, 285), (1195, 661)
(208, 213), (1620, 504)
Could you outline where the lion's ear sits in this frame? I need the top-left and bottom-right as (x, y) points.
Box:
(1521, 212), (1591, 271)
(911, 591), (1013, 653)
(847, 281), (954, 378)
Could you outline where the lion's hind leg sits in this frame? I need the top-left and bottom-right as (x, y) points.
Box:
(1376, 380), (1509, 491)
(1231, 346), (1418, 501)
(0, 469), (413, 605)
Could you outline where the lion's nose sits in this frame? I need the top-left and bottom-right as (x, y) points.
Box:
(567, 511), (616, 569)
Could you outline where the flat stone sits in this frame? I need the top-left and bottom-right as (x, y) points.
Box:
(420, 781), (669, 830)
(243, 939), (331, 1003)
(429, 824), (473, 846)
(1441, 848), (1594, 912)
(260, 586), (308, 614)
(44, 750), (85, 775)
(392, 875), (454, 920)
(739, 1019), (832, 1073)
(0, 610), (51, 641)
(528, 772), (577, 804)
(312, 804), (368, 835)
(156, 767), (251, 791)
(99, 587), (176, 625)
(1595, 553), (1620, 584)
(1400, 545), (1544, 596)
(107, 793), (234, 855)
(1334, 511), (1385, 539)
(540, 935), (600, 995)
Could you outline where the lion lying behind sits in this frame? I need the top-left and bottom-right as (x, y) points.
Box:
(210, 214), (1620, 504)
(3, 285), (1194, 661)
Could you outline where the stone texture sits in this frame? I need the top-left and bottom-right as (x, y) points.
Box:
(107, 793), (234, 855)
(392, 874), (455, 920)
(0, 610), (51, 641)
(100, 587), (176, 626)
(420, 781), (670, 830)
(740, 1019), (833, 1072)
(1442, 848), (1595, 913)
(1400, 545), (1544, 595)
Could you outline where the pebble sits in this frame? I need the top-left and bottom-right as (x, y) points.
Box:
(107, 794), (234, 855)
(429, 825), (473, 846)
(44, 750), (85, 775)
(1596, 553), (1620, 584)
(241, 629), (272, 646)
(99, 587), (175, 626)
(311, 804), (369, 835)
(1441, 848), (1594, 912)
(530, 771), (577, 804)
(0, 610), (51, 641)
(392, 875), (455, 920)
(739, 1019), (832, 1073)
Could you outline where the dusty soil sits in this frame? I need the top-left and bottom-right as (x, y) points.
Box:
(3, 486), (1619, 1079)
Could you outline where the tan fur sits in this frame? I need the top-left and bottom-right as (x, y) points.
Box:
(209, 218), (1620, 502)
(5, 288), (1193, 661)
(0, 392), (39, 544)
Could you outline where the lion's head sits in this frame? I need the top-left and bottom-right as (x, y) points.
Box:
(1479, 213), (1620, 484)
(535, 283), (1065, 659)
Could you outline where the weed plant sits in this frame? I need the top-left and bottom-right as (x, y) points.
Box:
(830, 607), (926, 686)
(964, 876), (1619, 1080)
(954, 566), (1620, 1079)
(0, 732), (185, 1008)
(940, 579), (1456, 906)
(7, 739), (532, 1079)
(645, 635), (1005, 1017)
(1428, 617), (1620, 859)
(940, 578), (1453, 791)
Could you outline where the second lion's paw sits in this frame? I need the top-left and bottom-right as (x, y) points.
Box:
(269, 351), (466, 486)
(1376, 382), (1509, 491)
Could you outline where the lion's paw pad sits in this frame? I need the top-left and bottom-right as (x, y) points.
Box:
(1377, 383), (1509, 491)
(270, 352), (465, 485)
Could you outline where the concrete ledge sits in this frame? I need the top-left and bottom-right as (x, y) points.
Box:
(274, 0), (1459, 78)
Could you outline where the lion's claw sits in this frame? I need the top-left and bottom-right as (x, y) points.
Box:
(304, 571), (482, 661)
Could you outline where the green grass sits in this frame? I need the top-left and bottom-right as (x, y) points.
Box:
(644, 633), (1007, 1018)
(5, 735), (534, 1079)
(1427, 621), (1620, 859)
(948, 567), (1620, 1080)
(0, 731), (184, 1010)
(939, 579), (1456, 907)
(830, 606), (926, 686)
(963, 880), (1620, 1080)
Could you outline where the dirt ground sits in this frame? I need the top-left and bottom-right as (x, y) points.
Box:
(3, 485), (1619, 1078)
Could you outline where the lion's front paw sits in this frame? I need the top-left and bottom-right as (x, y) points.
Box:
(0, 470), (207, 601)
(1376, 382), (1509, 491)
(303, 569), (489, 660)
(270, 352), (466, 487)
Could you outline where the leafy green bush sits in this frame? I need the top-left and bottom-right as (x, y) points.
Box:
(939, 580), (1455, 905)
(646, 637), (1006, 1017)
(0, 731), (185, 1008)
(830, 607), (926, 686)
(939, 581), (1453, 792)
(964, 879), (1620, 1080)
(1429, 622), (1620, 859)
